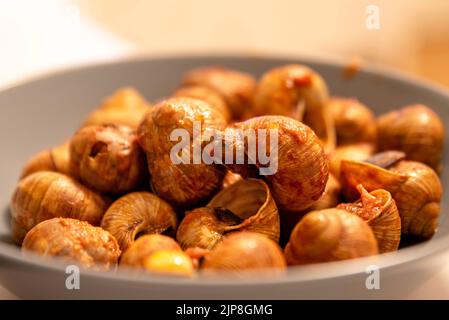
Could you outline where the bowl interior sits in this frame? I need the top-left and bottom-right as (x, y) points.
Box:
(1, 55), (449, 283)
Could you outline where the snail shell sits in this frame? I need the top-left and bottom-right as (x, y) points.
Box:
(340, 156), (442, 238)
(202, 232), (286, 274)
(329, 143), (375, 178)
(252, 64), (336, 153)
(327, 97), (377, 145)
(137, 97), (227, 207)
(22, 218), (120, 271)
(285, 208), (378, 265)
(101, 192), (178, 251)
(173, 85), (231, 123)
(377, 104), (444, 173)
(20, 141), (71, 179)
(182, 67), (256, 120)
(83, 87), (151, 129)
(176, 178), (280, 249)
(232, 115), (329, 212)
(142, 249), (194, 277)
(11, 171), (108, 244)
(120, 234), (181, 268)
(337, 185), (401, 253)
(70, 124), (147, 194)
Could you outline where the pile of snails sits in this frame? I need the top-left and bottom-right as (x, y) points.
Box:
(11, 64), (445, 278)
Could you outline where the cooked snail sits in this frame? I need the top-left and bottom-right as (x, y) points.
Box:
(173, 85), (231, 123)
(327, 97), (377, 145)
(285, 208), (378, 265)
(20, 142), (71, 179)
(337, 184), (401, 253)
(22, 218), (120, 271)
(70, 124), (146, 194)
(11, 171), (108, 244)
(176, 179), (280, 249)
(340, 152), (442, 238)
(377, 104), (444, 173)
(120, 234), (181, 267)
(227, 115), (329, 212)
(202, 232), (286, 274)
(329, 143), (375, 178)
(83, 87), (151, 129)
(101, 192), (178, 251)
(137, 97), (227, 207)
(143, 249), (194, 277)
(182, 66), (256, 120)
(252, 64), (336, 153)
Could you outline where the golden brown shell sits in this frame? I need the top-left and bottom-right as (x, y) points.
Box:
(101, 192), (178, 251)
(142, 249), (194, 277)
(329, 143), (375, 178)
(202, 232), (286, 274)
(252, 64), (335, 153)
(120, 234), (181, 268)
(232, 115), (329, 212)
(173, 85), (231, 122)
(20, 142), (71, 179)
(11, 171), (108, 244)
(22, 218), (120, 271)
(377, 104), (444, 173)
(137, 97), (227, 207)
(69, 124), (146, 194)
(182, 67), (256, 120)
(285, 208), (378, 265)
(327, 97), (377, 145)
(83, 87), (151, 129)
(176, 179), (280, 249)
(340, 157), (442, 238)
(337, 185), (401, 253)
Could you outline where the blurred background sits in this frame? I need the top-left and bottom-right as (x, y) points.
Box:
(1, 0), (449, 88)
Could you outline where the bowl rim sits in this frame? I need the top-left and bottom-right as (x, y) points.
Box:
(1, 53), (449, 286)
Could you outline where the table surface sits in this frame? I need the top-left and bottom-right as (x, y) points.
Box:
(1, 1), (449, 300)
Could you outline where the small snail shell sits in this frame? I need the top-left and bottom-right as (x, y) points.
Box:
(202, 232), (286, 274)
(389, 161), (442, 238)
(83, 87), (151, 129)
(143, 249), (194, 277)
(20, 141), (71, 179)
(232, 115), (329, 212)
(337, 185), (401, 253)
(176, 179), (280, 249)
(377, 104), (444, 173)
(70, 124), (147, 194)
(120, 234), (181, 268)
(182, 67), (256, 120)
(137, 97), (227, 207)
(252, 64), (336, 153)
(329, 143), (375, 178)
(22, 218), (120, 271)
(101, 192), (178, 251)
(340, 156), (442, 238)
(11, 171), (108, 244)
(327, 97), (377, 145)
(285, 208), (378, 265)
(173, 85), (231, 123)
